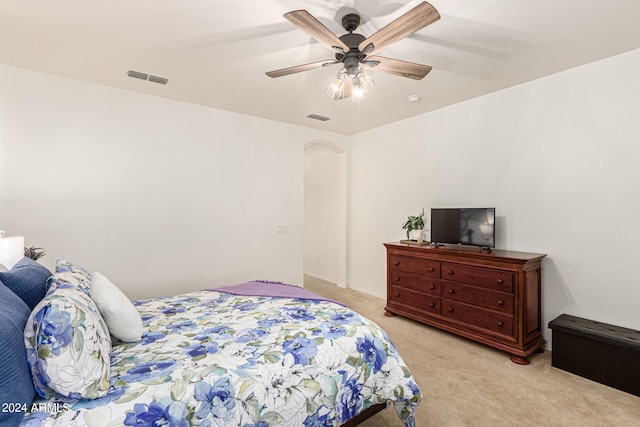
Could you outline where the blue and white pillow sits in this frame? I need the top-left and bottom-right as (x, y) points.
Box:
(49, 259), (92, 295)
(24, 264), (111, 399)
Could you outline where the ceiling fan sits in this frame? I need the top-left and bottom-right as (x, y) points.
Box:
(266, 1), (440, 100)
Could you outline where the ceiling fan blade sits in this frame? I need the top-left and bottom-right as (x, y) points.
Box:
(362, 56), (432, 80)
(284, 10), (350, 53)
(266, 59), (337, 78)
(358, 1), (440, 56)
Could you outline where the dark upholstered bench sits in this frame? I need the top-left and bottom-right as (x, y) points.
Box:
(548, 314), (640, 397)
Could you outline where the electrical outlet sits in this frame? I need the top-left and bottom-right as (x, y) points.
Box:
(276, 224), (287, 234)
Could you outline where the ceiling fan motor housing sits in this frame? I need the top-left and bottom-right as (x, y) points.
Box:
(337, 32), (366, 75)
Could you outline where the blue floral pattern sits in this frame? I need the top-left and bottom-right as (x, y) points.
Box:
(49, 260), (93, 295)
(21, 290), (421, 426)
(24, 281), (112, 400)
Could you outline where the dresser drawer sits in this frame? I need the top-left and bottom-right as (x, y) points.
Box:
(441, 263), (514, 292)
(389, 270), (440, 296)
(389, 285), (440, 315)
(442, 282), (514, 314)
(389, 255), (440, 277)
(442, 300), (514, 337)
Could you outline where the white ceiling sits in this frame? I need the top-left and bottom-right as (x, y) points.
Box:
(2, 0), (639, 135)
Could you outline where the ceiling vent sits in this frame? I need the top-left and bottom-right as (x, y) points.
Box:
(126, 69), (170, 85)
(306, 113), (330, 122)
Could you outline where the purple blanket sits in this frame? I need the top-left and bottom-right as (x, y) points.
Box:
(206, 280), (346, 307)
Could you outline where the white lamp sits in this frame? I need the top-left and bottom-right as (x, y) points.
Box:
(0, 231), (25, 269)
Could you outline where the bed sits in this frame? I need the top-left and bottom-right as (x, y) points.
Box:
(1, 260), (422, 427)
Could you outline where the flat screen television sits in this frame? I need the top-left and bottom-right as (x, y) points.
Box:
(430, 208), (495, 248)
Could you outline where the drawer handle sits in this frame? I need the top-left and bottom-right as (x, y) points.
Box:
(394, 261), (400, 265)
(498, 300), (504, 306)
(394, 277), (400, 281)
(496, 279), (504, 284)
(448, 289), (455, 294)
(429, 284), (436, 290)
(497, 321), (504, 327)
(447, 270), (454, 275)
(394, 293), (400, 297)
(429, 302), (435, 307)
(448, 308), (454, 313)
(428, 267), (435, 272)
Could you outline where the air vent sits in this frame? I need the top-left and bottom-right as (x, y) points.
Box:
(148, 75), (170, 85)
(306, 113), (330, 122)
(127, 70), (149, 80)
(126, 69), (170, 85)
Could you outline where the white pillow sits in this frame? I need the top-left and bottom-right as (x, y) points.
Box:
(90, 272), (143, 342)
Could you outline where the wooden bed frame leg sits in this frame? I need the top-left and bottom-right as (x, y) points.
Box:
(340, 403), (388, 427)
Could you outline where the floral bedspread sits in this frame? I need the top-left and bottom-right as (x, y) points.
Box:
(21, 290), (422, 426)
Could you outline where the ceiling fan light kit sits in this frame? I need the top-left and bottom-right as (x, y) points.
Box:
(326, 67), (374, 102)
(266, 1), (440, 101)
(326, 69), (347, 99)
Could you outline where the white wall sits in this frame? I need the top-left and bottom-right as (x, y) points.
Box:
(3, 48), (639, 347)
(303, 143), (342, 283)
(304, 143), (339, 282)
(346, 48), (640, 346)
(0, 65), (346, 299)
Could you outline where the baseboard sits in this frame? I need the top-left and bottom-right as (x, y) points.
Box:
(343, 284), (386, 300)
(303, 273), (338, 285)
(303, 274), (386, 299)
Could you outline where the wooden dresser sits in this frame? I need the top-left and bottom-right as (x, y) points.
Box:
(384, 242), (546, 364)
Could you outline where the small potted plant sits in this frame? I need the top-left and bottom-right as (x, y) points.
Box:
(25, 246), (46, 261)
(402, 208), (425, 240)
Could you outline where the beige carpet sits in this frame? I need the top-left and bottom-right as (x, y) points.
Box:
(304, 276), (640, 427)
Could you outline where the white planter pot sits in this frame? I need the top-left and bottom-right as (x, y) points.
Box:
(408, 229), (423, 241)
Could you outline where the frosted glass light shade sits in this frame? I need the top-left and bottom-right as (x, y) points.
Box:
(0, 236), (25, 269)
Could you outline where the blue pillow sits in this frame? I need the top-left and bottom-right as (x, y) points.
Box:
(0, 257), (52, 310)
(0, 282), (36, 427)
